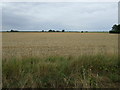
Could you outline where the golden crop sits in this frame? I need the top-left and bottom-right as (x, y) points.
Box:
(2, 32), (118, 59)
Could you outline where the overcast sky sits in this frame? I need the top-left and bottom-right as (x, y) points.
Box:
(2, 2), (118, 31)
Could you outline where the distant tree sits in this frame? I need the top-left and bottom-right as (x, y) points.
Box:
(10, 30), (19, 32)
(48, 29), (53, 32)
(112, 24), (118, 31)
(52, 30), (55, 32)
(56, 30), (60, 32)
(62, 30), (65, 32)
(11, 30), (14, 32)
(118, 24), (120, 30)
(42, 30), (44, 32)
(109, 24), (120, 33)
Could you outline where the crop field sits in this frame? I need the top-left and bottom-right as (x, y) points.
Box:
(2, 32), (120, 88)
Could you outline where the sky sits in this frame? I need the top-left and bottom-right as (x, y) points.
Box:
(1, 2), (118, 31)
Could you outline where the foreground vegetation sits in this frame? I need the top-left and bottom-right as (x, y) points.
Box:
(3, 54), (120, 88)
(2, 33), (119, 88)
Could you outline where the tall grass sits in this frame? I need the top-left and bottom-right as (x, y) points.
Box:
(2, 54), (120, 88)
(2, 33), (119, 88)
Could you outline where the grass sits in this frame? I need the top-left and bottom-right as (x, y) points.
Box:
(2, 54), (120, 88)
(2, 32), (119, 88)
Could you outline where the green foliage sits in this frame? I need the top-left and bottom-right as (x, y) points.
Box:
(2, 54), (120, 88)
(108, 73), (120, 83)
(62, 30), (65, 32)
(109, 24), (120, 33)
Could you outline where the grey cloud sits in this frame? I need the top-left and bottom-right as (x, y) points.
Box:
(2, 2), (118, 31)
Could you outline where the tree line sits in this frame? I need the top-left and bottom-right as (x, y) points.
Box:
(42, 29), (65, 32)
(7, 29), (65, 32)
(7, 24), (120, 33)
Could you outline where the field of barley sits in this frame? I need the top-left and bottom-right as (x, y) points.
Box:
(2, 32), (120, 88)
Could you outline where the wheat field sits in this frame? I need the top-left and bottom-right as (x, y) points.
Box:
(2, 32), (118, 59)
(2, 32), (120, 88)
